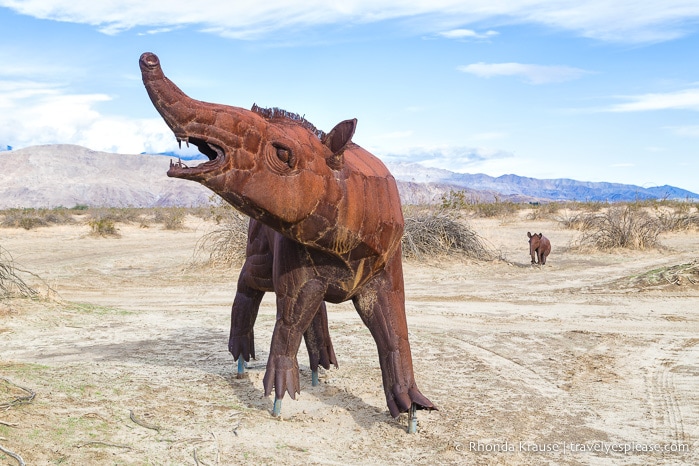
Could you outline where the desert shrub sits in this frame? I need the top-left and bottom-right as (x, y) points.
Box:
(470, 199), (520, 219)
(0, 208), (75, 230)
(439, 190), (522, 219)
(0, 246), (38, 298)
(88, 207), (141, 225)
(526, 202), (562, 220)
(194, 205), (249, 267)
(402, 207), (497, 261)
(653, 203), (699, 232)
(558, 211), (600, 230)
(153, 207), (187, 230)
(573, 206), (662, 250)
(88, 217), (120, 237)
(440, 189), (472, 210)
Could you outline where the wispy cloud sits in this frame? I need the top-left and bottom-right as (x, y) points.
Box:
(437, 29), (498, 40)
(3, 1), (699, 43)
(458, 62), (590, 84)
(0, 79), (177, 154)
(380, 145), (513, 171)
(607, 88), (699, 112)
(668, 125), (699, 137)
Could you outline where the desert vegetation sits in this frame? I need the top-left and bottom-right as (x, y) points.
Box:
(401, 206), (497, 261)
(0, 246), (37, 298)
(0, 199), (697, 259)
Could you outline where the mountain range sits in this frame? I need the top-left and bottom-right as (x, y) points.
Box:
(0, 145), (696, 209)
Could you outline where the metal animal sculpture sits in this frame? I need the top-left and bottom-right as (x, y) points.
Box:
(527, 232), (551, 265)
(139, 52), (435, 428)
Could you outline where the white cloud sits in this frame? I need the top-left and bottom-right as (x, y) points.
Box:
(437, 29), (498, 40)
(469, 131), (508, 141)
(380, 145), (513, 171)
(2, 0), (699, 43)
(668, 125), (699, 137)
(458, 62), (590, 84)
(607, 89), (699, 112)
(0, 79), (178, 154)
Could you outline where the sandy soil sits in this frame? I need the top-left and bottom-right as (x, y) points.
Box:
(1, 211), (698, 465)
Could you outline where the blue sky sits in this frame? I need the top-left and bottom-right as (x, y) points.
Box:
(1, 1), (699, 193)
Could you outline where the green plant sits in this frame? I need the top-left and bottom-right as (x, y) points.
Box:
(88, 217), (119, 237)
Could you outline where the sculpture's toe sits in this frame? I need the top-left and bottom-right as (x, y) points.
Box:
(263, 355), (301, 401)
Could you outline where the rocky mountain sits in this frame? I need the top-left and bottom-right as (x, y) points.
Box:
(386, 162), (699, 202)
(0, 145), (212, 209)
(0, 145), (696, 209)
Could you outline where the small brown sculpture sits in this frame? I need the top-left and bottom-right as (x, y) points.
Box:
(527, 232), (551, 265)
(140, 53), (435, 424)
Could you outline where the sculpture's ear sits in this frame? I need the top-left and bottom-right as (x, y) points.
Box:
(527, 232), (532, 238)
(323, 118), (357, 170)
(538, 233), (543, 238)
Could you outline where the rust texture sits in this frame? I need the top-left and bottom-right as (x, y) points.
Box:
(140, 52), (435, 417)
(527, 232), (551, 265)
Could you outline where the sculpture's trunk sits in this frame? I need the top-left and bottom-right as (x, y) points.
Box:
(140, 56), (206, 141)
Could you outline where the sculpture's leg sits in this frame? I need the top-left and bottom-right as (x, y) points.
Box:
(228, 278), (264, 366)
(230, 219), (273, 369)
(351, 252), (436, 429)
(303, 302), (338, 386)
(263, 274), (326, 417)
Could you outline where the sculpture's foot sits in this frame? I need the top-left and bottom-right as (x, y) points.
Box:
(263, 355), (301, 401)
(311, 370), (319, 387)
(229, 333), (255, 363)
(386, 383), (436, 419)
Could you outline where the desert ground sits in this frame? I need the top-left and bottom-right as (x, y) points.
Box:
(1, 208), (697, 465)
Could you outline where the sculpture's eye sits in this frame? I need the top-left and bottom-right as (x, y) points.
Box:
(266, 142), (298, 174)
(274, 144), (296, 169)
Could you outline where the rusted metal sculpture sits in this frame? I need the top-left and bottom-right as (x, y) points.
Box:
(527, 232), (551, 265)
(140, 52), (435, 429)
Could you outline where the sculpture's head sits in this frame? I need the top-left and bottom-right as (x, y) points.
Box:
(139, 52), (356, 226)
(527, 231), (541, 253)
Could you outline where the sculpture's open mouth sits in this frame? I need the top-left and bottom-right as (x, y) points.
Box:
(166, 135), (227, 179)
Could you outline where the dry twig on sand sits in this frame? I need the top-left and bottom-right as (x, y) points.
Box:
(0, 378), (36, 409)
(129, 409), (161, 432)
(0, 247), (38, 298)
(0, 444), (25, 466)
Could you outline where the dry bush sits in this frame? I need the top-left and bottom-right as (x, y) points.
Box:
(439, 190), (522, 219)
(88, 217), (120, 237)
(402, 207), (497, 261)
(654, 204), (699, 232)
(0, 208), (76, 230)
(0, 246), (38, 298)
(193, 204), (249, 267)
(87, 207), (141, 225)
(526, 202), (562, 220)
(558, 211), (600, 230)
(573, 206), (662, 250)
(153, 207), (187, 230)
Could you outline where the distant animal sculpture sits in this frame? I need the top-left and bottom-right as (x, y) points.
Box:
(140, 52), (435, 424)
(527, 232), (551, 265)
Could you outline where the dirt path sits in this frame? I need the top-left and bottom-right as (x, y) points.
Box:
(1, 215), (697, 465)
